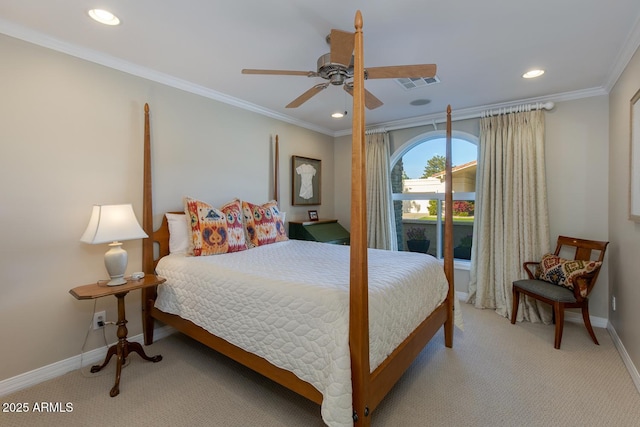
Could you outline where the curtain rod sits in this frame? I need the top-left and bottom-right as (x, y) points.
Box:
(365, 127), (388, 135)
(481, 101), (554, 117)
(363, 101), (555, 134)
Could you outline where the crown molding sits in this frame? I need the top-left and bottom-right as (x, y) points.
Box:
(2, 15), (637, 139)
(333, 86), (609, 137)
(603, 13), (640, 92)
(0, 18), (334, 136)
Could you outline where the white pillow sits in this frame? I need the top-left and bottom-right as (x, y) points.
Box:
(166, 213), (189, 254)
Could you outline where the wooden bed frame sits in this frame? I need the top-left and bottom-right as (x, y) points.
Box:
(140, 11), (454, 426)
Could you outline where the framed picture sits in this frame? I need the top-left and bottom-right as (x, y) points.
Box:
(630, 89), (640, 221)
(292, 156), (321, 206)
(308, 210), (319, 221)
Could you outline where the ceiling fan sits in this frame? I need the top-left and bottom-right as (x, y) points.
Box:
(242, 29), (436, 110)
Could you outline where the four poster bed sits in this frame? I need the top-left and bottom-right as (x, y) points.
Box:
(140, 11), (455, 427)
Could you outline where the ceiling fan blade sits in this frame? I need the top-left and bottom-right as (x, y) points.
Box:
(343, 84), (384, 110)
(242, 69), (316, 77)
(365, 64), (437, 79)
(286, 83), (329, 108)
(363, 89), (384, 110)
(330, 29), (355, 66)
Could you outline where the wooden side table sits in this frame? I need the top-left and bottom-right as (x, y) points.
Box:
(70, 274), (166, 397)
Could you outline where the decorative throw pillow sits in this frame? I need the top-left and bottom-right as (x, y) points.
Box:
(241, 200), (288, 247)
(184, 197), (247, 256)
(218, 199), (248, 253)
(535, 253), (602, 297)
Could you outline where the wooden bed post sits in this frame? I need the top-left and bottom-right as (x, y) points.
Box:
(138, 12), (454, 425)
(443, 105), (455, 347)
(142, 103), (153, 273)
(141, 103), (156, 345)
(350, 10), (371, 426)
(274, 135), (279, 203)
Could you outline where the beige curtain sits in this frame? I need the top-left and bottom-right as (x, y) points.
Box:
(468, 110), (551, 322)
(366, 132), (397, 250)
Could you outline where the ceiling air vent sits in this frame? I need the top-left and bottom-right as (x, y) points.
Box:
(395, 76), (440, 90)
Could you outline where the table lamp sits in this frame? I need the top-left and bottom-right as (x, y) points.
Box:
(80, 204), (148, 286)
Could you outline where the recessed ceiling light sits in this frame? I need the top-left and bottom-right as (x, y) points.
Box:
(331, 111), (346, 118)
(88, 9), (120, 26)
(522, 69), (544, 79)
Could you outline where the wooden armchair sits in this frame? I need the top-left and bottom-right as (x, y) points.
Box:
(511, 236), (608, 349)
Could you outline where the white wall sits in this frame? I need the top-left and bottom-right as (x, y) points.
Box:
(0, 34), (333, 382)
(609, 45), (640, 371)
(544, 96), (610, 317)
(333, 133), (352, 230)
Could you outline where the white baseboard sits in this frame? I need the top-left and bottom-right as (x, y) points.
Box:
(3, 311), (637, 400)
(564, 311), (608, 328)
(607, 322), (640, 394)
(0, 325), (175, 397)
(456, 291), (469, 301)
(458, 290), (609, 328)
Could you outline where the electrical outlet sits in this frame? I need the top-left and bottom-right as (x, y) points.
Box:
(93, 310), (106, 330)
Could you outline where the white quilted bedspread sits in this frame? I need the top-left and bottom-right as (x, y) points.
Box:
(155, 240), (451, 427)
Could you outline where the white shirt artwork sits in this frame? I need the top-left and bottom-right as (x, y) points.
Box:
(296, 163), (316, 199)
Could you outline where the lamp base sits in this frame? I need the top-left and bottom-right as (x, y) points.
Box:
(107, 277), (127, 286)
(104, 242), (128, 287)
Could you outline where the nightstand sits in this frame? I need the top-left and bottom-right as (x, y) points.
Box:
(288, 219), (350, 245)
(70, 274), (166, 397)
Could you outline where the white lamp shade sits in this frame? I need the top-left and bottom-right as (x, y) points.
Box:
(81, 204), (148, 286)
(80, 204), (148, 244)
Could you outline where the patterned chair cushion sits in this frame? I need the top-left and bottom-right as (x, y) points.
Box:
(535, 253), (602, 298)
(241, 200), (288, 247)
(184, 197), (248, 256)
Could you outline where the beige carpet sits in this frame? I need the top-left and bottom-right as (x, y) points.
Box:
(3, 303), (640, 427)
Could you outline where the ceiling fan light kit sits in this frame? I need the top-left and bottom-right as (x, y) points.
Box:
(242, 28), (436, 111)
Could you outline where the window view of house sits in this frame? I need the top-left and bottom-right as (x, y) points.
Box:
(391, 137), (477, 260)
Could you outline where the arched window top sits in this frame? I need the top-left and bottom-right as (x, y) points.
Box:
(390, 130), (479, 167)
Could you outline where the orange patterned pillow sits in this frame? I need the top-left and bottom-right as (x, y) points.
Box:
(218, 199), (248, 253)
(242, 200), (288, 247)
(184, 197), (247, 256)
(535, 253), (602, 297)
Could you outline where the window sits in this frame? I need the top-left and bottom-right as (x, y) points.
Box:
(390, 131), (478, 261)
